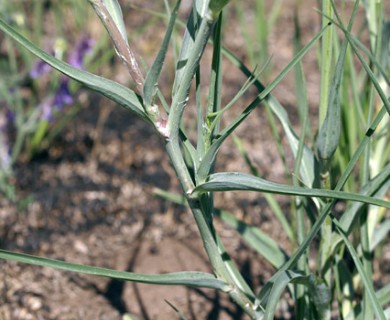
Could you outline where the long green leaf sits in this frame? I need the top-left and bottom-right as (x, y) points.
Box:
(333, 220), (386, 320)
(144, 0), (181, 107)
(328, 10), (390, 116)
(172, 0), (209, 95)
(0, 249), (229, 291)
(194, 172), (390, 209)
(222, 48), (318, 187)
(262, 270), (330, 320)
(339, 162), (390, 234)
(352, 282), (390, 320)
(0, 18), (147, 121)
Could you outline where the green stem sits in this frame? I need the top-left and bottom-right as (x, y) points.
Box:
(164, 9), (258, 318)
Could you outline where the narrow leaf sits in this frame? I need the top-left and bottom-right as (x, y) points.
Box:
(172, 0), (209, 95)
(329, 10), (390, 116)
(144, 0), (181, 107)
(333, 220), (387, 320)
(0, 18), (147, 120)
(0, 249), (229, 291)
(195, 172), (390, 209)
(377, 282), (390, 307)
(262, 270), (330, 320)
(339, 163), (390, 234)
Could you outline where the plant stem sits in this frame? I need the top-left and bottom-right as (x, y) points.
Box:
(164, 9), (258, 318)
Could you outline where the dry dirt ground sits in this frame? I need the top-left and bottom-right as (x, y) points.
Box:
(0, 1), (389, 320)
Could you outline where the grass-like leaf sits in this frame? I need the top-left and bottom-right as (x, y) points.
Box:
(0, 249), (230, 291)
(333, 219), (386, 320)
(172, 0), (209, 95)
(261, 270), (330, 320)
(328, 10), (390, 116)
(339, 163), (390, 234)
(0, 18), (147, 121)
(194, 172), (390, 209)
(144, 0), (181, 107)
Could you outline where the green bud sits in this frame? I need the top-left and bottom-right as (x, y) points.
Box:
(316, 103), (340, 161)
(209, 0), (231, 19)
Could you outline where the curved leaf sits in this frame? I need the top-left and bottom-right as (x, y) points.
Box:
(194, 172), (390, 209)
(0, 249), (230, 291)
(339, 163), (390, 234)
(0, 18), (147, 121)
(333, 220), (387, 320)
(262, 270), (330, 320)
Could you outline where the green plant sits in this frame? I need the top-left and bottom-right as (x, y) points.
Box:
(0, 0), (389, 319)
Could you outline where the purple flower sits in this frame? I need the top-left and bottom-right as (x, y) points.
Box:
(53, 78), (74, 110)
(32, 35), (94, 122)
(38, 78), (74, 121)
(30, 54), (53, 79)
(0, 111), (12, 172)
(5, 109), (15, 124)
(67, 35), (94, 69)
